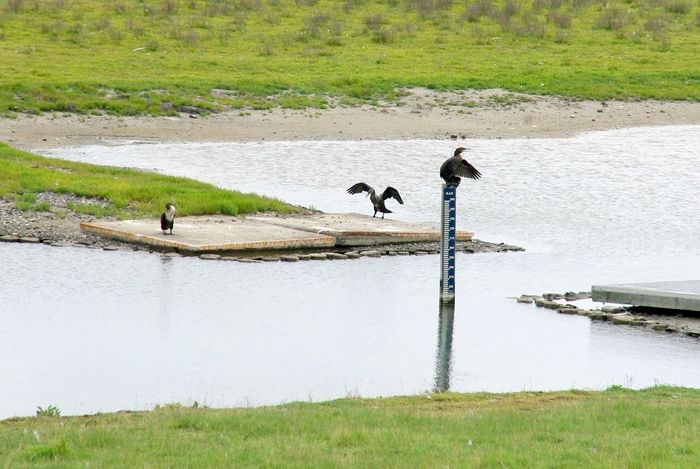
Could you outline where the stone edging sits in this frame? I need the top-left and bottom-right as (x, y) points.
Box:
(193, 248), (434, 263)
(515, 292), (700, 339)
(1, 234), (525, 262)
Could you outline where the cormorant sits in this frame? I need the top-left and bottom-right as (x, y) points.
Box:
(440, 147), (481, 187)
(346, 183), (404, 219)
(160, 202), (176, 235)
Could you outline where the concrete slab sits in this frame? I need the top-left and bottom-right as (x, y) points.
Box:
(248, 213), (473, 246)
(80, 215), (335, 253)
(592, 280), (700, 313)
(80, 212), (472, 252)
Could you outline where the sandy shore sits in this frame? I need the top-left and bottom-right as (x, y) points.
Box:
(2, 89), (700, 150)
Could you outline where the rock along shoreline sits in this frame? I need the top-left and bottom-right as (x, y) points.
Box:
(516, 292), (700, 340)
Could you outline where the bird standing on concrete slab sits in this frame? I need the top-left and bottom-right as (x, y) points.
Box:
(440, 147), (481, 187)
(346, 183), (404, 219)
(160, 202), (176, 235)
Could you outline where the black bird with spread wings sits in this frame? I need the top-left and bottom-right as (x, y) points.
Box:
(346, 183), (404, 219)
(440, 147), (482, 187)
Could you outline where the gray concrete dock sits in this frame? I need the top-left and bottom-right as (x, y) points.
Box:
(248, 213), (473, 246)
(80, 213), (473, 253)
(592, 280), (700, 312)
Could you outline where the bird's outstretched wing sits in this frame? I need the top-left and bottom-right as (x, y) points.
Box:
(347, 182), (373, 195)
(382, 186), (404, 204)
(455, 159), (482, 180)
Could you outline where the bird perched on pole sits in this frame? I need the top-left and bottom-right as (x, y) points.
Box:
(440, 147), (482, 187)
(160, 202), (176, 235)
(346, 183), (404, 219)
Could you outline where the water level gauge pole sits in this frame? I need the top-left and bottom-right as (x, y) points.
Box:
(440, 184), (457, 304)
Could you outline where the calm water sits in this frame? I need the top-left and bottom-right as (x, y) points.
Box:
(1, 126), (699, 419)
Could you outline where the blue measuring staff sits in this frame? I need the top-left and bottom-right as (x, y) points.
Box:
(440, 184), (457, 304)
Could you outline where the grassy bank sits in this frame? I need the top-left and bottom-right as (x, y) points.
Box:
(0, 0), (699, 116)
(0, 142), (298, 218)
(1, 386), (699, 467)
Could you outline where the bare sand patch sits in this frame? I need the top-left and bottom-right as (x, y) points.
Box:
(2, 89), (699, 150)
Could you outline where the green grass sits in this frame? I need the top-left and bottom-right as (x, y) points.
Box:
(0, 0), (699, 116)
(12, 192), (52, 211)
(0, 142), (299, 218)
(1, 386), (700, 467)
(34, 405), (61, 418)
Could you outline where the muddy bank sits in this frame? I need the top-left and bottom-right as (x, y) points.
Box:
(3, 89), (700, 150)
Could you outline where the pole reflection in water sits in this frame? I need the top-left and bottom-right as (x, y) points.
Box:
(434, 302), (455, 392)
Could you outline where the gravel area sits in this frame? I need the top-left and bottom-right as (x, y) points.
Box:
(0, 193), (119, 245)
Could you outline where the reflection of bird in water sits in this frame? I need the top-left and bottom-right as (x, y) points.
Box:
(440, 147), (482, 187)
(346, 183), (404, 219)
(160, 202), (176, 235)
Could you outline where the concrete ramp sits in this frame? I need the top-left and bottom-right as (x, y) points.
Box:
(80, 212), (472, 253)
(248, 213), (473, 246)
(592, 280), (700, 312)
(80, 215), (335, 252)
